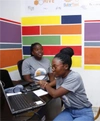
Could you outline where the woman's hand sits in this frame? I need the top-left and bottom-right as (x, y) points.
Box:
(37, 80), (48, 90)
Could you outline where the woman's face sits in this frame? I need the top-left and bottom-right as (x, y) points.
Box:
(52, 58), (68, 78)
(32, 44), (43, 60)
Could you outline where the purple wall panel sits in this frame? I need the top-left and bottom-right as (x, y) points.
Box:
(0, 21), (21, 43)
(85, 23), (100, 41)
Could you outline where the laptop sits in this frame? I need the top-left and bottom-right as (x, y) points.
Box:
(0, 69), (40, 91)
(0, 80), (46, 115)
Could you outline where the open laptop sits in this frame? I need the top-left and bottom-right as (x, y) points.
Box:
(0, 69), (31, 88)
(0, 80), (46, 115)
(0, 69), (40, 91)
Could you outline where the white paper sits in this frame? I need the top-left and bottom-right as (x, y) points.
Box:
(7, 92), (22, 96)
(33, 89), (48, 96)
(35, 101), (43, 105)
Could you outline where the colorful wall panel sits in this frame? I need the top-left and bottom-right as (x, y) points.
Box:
(21, 15), (82, 67)
(0, 18), (22, 72)
(84, 20), (100, 70)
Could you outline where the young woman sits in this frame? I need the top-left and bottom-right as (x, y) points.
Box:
(22, 42), (55, 85)
(39, 47), (94, 121)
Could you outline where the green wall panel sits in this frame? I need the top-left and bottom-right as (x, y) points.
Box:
(22, 36), (60, 45)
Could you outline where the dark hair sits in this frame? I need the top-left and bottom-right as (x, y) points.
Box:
(60, 47), (74, 57)
(54, 47), (74, 70)
(30, 43), (42, 56)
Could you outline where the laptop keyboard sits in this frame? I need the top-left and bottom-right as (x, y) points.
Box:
(8, 93), (37, 111)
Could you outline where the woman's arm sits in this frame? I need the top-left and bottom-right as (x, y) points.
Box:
(23, 75), (34, 83)
(48, 73), (56, 87)
(44, 83), (69, 98)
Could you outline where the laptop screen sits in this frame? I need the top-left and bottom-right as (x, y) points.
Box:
(0, 70), (14, 89)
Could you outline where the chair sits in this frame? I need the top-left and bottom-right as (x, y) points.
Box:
(17, 59), (25, 80)
(17, 59), (30, 86)
(94, 107), (100, 120)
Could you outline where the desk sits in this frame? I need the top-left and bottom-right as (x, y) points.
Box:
(1, 81), (62, 121)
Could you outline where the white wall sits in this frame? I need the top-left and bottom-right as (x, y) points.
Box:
(9, 70), (21, 81)
(0, 0), (21, 22)
(72, 68), (100, 107)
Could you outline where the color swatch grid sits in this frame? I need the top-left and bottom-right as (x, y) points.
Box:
(84, 20), (100, 70)
(21, 15), (82, 68)
(0, 18), (22, 71)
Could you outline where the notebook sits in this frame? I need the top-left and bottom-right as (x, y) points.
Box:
(0, 80), (46, 115)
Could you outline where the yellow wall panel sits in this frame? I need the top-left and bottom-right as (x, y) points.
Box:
(61, 35), (82, 45)
(3, 65), (18, 72)
(22, 16), (60, 25)
(84, 65), (100, 70)
(72, 56), (82, 67)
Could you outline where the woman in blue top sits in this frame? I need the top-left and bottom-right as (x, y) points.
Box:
(39, 47), (94, 121)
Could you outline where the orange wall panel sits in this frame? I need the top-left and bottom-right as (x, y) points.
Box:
(0, 49), (22, 68)
(41, 25), (81, 34)
(84, 48), (100, 64)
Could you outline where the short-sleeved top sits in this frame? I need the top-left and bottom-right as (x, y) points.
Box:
(56, 70), (92, 109)
(22, 56), (52, 81)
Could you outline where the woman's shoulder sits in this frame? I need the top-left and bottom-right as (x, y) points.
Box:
(69, 71), (81, 79)
(23, 56), (33, 63)
(42, 57), (51, 62)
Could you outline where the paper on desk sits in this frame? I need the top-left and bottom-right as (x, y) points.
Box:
(7, 92), (22, 96)
(33, 89), (48, 96)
